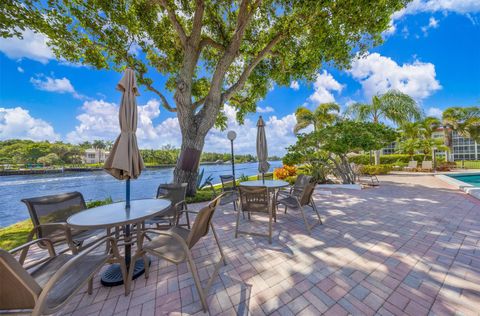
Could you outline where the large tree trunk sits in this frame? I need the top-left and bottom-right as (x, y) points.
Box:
(173, 133), (205, 196)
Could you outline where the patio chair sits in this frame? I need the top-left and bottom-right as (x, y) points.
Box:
(236, 186), (274, 244)
(131, 194), (226, 312)
(350, 163), (379, 187)
(421, 160), (433, 171)
(276, 178), (322, 234)
(0, 236), (126, 316)
(404, 160), (418, 171)
(146, 183), (190, 229)
(21, 192), (104, 256)
(219, 175), (238, 209)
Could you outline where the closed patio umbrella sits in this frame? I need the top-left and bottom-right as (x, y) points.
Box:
(102, 68), (145, 286)
(104, 68), (145, 207)
(256, 116), (270, 181)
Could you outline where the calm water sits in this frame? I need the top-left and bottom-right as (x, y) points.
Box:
(449, 173), (480, 187)
(0, 161), (282, 227)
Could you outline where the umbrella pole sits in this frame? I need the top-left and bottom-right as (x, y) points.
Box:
(126, 178), (131, 208)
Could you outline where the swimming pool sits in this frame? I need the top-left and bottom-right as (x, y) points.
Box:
(447, 173), (480, 187)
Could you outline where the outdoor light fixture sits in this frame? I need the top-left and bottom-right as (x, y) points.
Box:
(227, 131), (237, 187)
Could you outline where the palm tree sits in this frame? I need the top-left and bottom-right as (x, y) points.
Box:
(398, 117), (446, 159)
(294, 102), (340, 133)
(346, 90), (422, 164)
(442, 106), (480, 161)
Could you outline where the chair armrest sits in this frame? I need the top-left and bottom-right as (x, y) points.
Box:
(138, 229), (189, 253)
(35, 236), (119, 313)
(10, 238), (57, 266)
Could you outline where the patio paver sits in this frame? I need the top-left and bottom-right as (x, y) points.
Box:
(20, 174), (480, 315)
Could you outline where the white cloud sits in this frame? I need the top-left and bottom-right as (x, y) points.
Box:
(349, 53), (441, 100)
(204, 105), (297, 156)
(66, 99), (183, 148)
(30, 75), (85, 99)
(422, 17), (440, 35)
(427, 107), (443, 118)
(0, 107), (59, 141)
(308, 70), (344, 105)
(66, 100), (298, 156)
(394, 0), (480, 19)
(0, 29), (54, 64)
(428, 16), (440, 28)
(17, 67), (24, 73)
(290, 81), (300, 90)
(257, 106), (274, 113)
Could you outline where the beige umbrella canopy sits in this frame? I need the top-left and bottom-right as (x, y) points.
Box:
(104, 68), (144, 182)
(256, 116), (270, 179)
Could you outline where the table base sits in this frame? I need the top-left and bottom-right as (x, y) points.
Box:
(101, 258), (150, 286)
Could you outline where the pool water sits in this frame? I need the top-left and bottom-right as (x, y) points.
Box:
(448, 174), (480, 187)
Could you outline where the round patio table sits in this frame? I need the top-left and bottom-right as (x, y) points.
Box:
(239, 180), (289, 189)
(239, 180), (289, 221)
(67, 198), (171, 286)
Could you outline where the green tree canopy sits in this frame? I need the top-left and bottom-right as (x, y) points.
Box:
(284, 120), (397, 183)
(1, 0), (411, 193)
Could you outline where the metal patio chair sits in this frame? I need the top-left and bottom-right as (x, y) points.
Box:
(130, 194), (226, 312)
(146, 183), (190, 229)
(21, 192), (104, 257)
(0, 237), (126, 316)
(236, 186), (274, 244)
(219, 175), (238, 209)
(276, 177), (322, 234)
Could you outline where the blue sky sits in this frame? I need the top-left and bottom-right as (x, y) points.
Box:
(0, 1), (479, 155)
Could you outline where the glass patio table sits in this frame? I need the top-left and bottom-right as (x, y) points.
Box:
(67, 198), (171, 286)
(239, 180), (289, 221)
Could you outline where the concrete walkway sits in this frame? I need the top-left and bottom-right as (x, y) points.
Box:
(38, 174), (480, 315)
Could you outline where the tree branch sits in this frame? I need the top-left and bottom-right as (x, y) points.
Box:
(157, 0), (187, 47)
(190, 0), (205, 46)
(199, 36), (225, 51)
(137, 71), (177, 112)
(222, 32), (283, 102)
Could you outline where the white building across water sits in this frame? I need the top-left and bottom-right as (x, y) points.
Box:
(83, 148), (110, 164)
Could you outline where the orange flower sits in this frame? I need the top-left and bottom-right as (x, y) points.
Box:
(273, 165), (297, 180)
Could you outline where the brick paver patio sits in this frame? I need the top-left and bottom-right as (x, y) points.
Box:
(24, 174), (480, 315)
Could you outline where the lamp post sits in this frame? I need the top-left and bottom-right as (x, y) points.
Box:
(227, 131), (237, 188)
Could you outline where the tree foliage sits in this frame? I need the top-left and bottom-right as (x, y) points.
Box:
(346, 90), (422, 125)
(284, 120), (397, 184)
(1, 0), (411, 192)
(442, 106), (480, 142)
(294, 102), (340, 133)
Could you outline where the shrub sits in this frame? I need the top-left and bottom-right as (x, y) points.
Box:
(285, 175), (297, 185)
(273, 165), (297, 180)
(359, 164), (393, 175)
(349, 154), (430, 165)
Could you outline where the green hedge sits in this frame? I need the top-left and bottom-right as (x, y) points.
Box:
(359, 164), (393, 175)
(349, 154), (430, 165)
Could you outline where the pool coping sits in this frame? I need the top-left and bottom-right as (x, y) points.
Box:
(435, 171), (480, 200)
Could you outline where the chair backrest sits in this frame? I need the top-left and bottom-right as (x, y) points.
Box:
(220, 175), (235, 192)
(298, 182), (316, 206)
(238, 186), (270, 214)
(156, 183), (187, 205)
(21, 192), (86, 239)
(408, 161), (418, 168)
(0, 249), (41, 311)
(185, 195), (223, 249)
(422, 161), (432, 169)
(291, 175), (315, 206)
